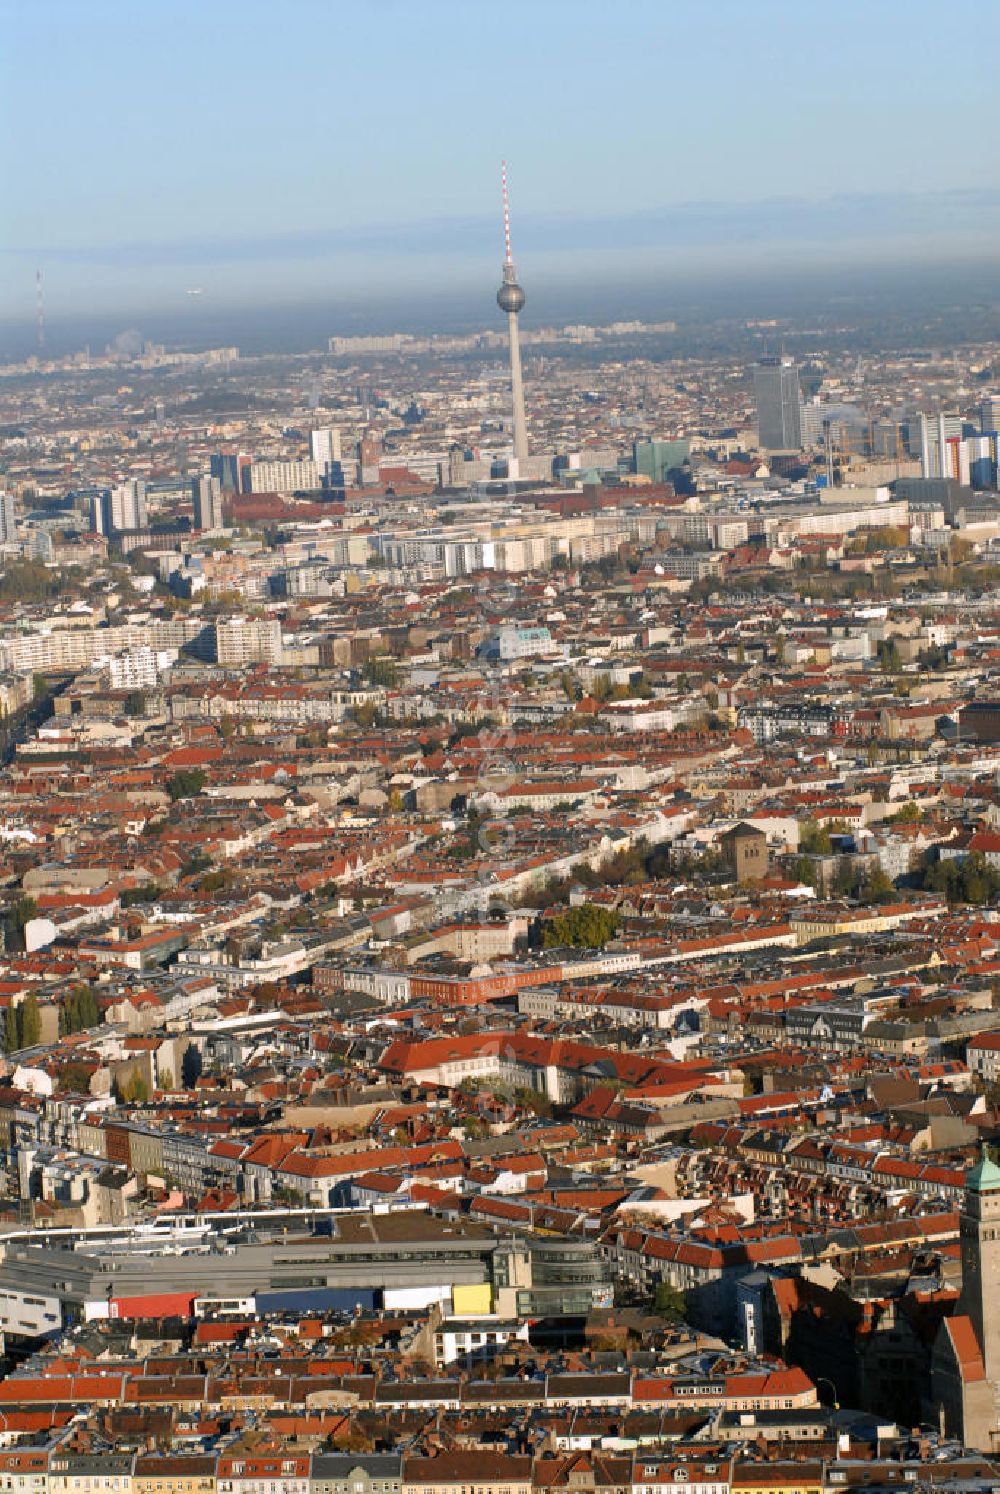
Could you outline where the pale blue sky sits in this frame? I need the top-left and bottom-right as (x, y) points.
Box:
(2, 0), (998, 319)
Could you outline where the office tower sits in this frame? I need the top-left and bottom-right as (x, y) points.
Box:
(912, 413), (964, 479)
(108, 480), (147, 534)
(29, 530), (53, 563)
(937, 414), (950, 480)
(753, 356), (802, 451)
(942, 436), (971, 486)
(903, 413), (933, 471)
(496, 161), (528, 465)
(310, 427), (342, 473)
(247, 459), (319, 494)
(633, 439), (689, 483)
(0, 493), (17, 546)
(88, 491), (108, 536)
(192, 475), (224, 531)
(981, 396), (1000, 435)
(968, 435), (997, 491)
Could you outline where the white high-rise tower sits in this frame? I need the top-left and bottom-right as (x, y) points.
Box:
(496, 161), (528, 465)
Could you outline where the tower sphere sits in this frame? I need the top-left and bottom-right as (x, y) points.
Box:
(497, 281), (525, 314)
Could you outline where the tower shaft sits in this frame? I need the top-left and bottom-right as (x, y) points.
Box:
(507, 308), (528, 464)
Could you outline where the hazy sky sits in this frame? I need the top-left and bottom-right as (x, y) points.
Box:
(2, 0), (998, 321)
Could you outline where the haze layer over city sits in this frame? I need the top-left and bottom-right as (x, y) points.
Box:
(5, 0), (1000, 1485)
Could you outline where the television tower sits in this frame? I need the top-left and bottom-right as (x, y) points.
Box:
(496, 161), (528, 464)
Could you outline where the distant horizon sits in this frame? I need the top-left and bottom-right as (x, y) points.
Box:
(6, 186), (1000, 331)
(3, 253), (1000, 365)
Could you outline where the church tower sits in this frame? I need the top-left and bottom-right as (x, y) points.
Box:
(959, 1148), (1000, 1379)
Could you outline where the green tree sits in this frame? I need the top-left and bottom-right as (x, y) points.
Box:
(61, 984), (99, 1035)
(541, 903), (622, 950)
(120, 883), (161, 907)
(652, 1282), (687, 1322)
(799, 821), (833, 856)
(59, 989), (76, 1037)
(4, 1005), (18, 1054)
(352, 701), (379, 728)
(0, 561), (68, 603)
(861, 865), (896, 904)
(58, 1060), (95, 1094)
(877, 638), (902, 673)
(920, 852), (1000, 907)
(117, 1072), (149, 1104)
(167, 769), (206, 800)
(3, 894), (37, 953)
(513, 1086), (553, 1118)
(917, 643), (949, 670)
(362, 656), (399, 688)
(18, 992), (40, 1049)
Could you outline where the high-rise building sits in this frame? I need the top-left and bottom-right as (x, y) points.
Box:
(247, 459), (319, 494)
(496, 162), (528, 466)
(108, 479), (147, 533)
(214, 617), (284, 667)
(943, 434), (972, 486)
(968, 435), (998, 491)
(310, 427), (342, 473)
(0, 493), (17, 546)
(753, 357), (802, 451)
(192, 475), (224, 531)
(980, 395), (1000, 435)
(88, 491), (108, 536)
(633, 439), (690, 483)
(91, 481), (147, 536)
(911, 412), (964, 479)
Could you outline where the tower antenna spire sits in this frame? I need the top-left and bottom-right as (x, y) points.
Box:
(501, 159), (512, 266)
